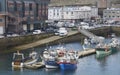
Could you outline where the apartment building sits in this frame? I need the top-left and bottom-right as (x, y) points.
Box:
(0, 0), (50, 35)
(48, 5), (98, 22)
(103, 8), (120, 21)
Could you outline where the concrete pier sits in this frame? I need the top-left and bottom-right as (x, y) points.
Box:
(78, 49), (96, 58)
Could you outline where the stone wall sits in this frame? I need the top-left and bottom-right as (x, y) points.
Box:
(0, 26), (120, 51)
(0, 33), (53, 50)
(42, 27), (120, 47)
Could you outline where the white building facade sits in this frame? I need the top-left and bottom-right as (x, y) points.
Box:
(103, 8), (120, 21)
(48, 6), (98, 21)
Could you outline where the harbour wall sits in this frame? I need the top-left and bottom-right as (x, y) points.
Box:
(0, 33), (53, 50)
(47, 26), (120, 45)
(0, 26), (120, 53)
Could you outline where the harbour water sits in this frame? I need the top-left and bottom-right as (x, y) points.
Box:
(0, 39), (120, 75)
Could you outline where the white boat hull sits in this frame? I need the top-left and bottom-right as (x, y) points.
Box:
(12, 51), (38, 68)
(45, 65), (58, 69)
(12, 59), (38, 68)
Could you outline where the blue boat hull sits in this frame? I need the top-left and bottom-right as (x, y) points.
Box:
(59, 63), (77, 70)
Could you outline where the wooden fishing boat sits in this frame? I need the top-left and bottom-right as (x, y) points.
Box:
(24, 62), (45, 69)
(12, 51), (38, 68)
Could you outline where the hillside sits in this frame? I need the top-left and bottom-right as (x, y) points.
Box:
(49, 0), (97, 6)
(49, 0), (120, 7)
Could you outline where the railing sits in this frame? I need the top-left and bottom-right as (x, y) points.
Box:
(78, 27), (104, 43)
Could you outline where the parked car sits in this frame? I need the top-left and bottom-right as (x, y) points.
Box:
(57, 27), (68, 36)
(33, 30), (42, 34)
(12, 34), (19, 37)
(0, 35), (4, 38)
(45, 26), (58, 33)
(45, 27), (55, 33)
(6, 32), (19, 37)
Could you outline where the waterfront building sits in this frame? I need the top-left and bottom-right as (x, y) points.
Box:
(0, 0), (50, 35)
(48, 5), (98, 22)
(103, 8), (120, 22)
(49, 0), (119, 20)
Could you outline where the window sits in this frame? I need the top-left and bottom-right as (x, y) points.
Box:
(104, 16), (106, 17)
(66, 11), (68, 14)
(112, 11), (115, 13)
(53, 12), (55, 15)
(29, 3), (32, 11)
(7, 1), (14, 12)
(24, 1), (30, 16)
(57, 13), (59, 16)
(0, 18), (3, 22)
(57, 9), (59, 15)
(71, 12), (73, 15)
(14, 2), (17, 11)
(22, 2), (25, 17)
(36, 3), (38, 16)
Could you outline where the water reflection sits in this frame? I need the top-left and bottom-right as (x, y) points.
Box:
(96, 57), (108, 72)
(60, 69), (76, 75)
(12, 67), (23, 72)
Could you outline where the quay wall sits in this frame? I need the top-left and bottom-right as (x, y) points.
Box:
(47, 26), (120, 46)
(0, 26), (120, 53)
(0, 33), (53, 50)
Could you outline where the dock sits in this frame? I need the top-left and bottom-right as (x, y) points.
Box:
(24, 49), (96, 70)
(78, 49), (96, 58)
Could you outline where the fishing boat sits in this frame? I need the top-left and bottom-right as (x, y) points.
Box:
(12, 51), (38, 68)
(56, 46), (66, 57)
(24, 62), (45, 69)
(42, 50), (59, 69)
(44, 56), (59, 69)
(82, 38), (94, 50)
(96, 37), (119, 58)
(57, 51), (78, 70)
(96, 48), (112, 56)
(95, 43), (114, 58)
(109, 37), (120, 52)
